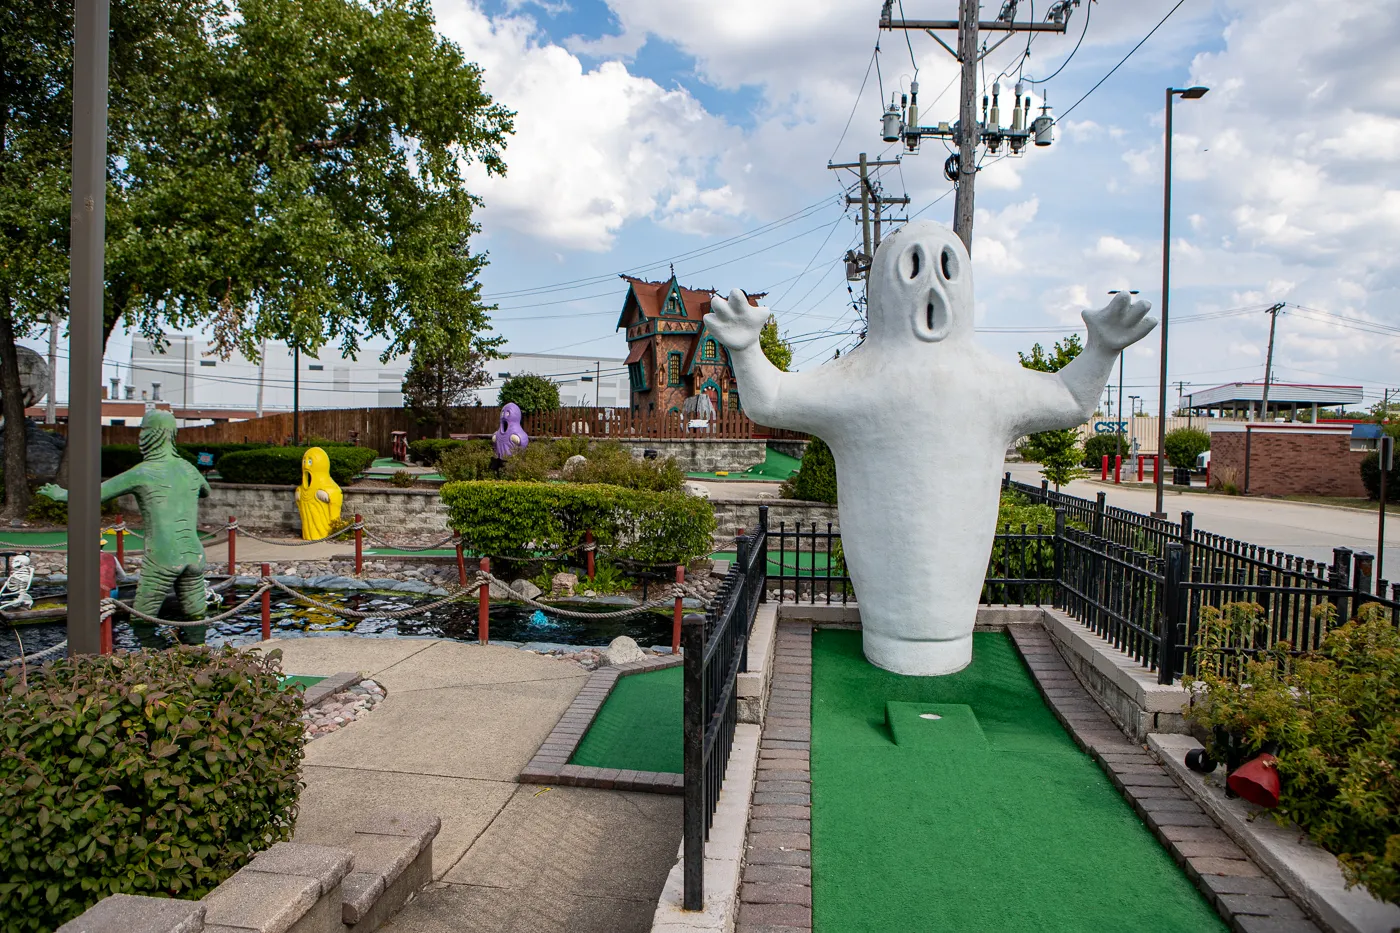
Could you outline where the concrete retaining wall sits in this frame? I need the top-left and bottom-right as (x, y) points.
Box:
(765, 439), (808, 460)
(709, 498), (837, 540)
(201, 484), (450, 533)
(617, 439), (767, 473)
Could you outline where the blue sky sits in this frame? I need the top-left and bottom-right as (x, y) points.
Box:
(80, 0), (1400, 415)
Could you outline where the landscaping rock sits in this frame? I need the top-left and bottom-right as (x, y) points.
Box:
(562, 454), (587, 477)
(510, 578), (543, 601)
(603, 635), (644, 666)
(551, 572), (578, 597)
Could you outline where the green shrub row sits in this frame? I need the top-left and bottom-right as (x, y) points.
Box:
(216, 445), (378, 486)
(408, 437), (469, 467)
(781, 437), (836, 504)
(435, 438), (683, 492)
(440, 480), (715, 565)
(101, 442), (273, 477)
(0, 646), (303, 932)
(1187, 604), (1400, 904)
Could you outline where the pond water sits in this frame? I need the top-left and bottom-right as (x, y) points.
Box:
(0, 587), (676, 662)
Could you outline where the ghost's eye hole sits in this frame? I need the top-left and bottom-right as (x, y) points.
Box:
(909, 249), (921, 279)
(940, 247), (958, 281)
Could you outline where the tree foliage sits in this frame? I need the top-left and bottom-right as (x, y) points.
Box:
(1017, 335), (1086, 489)
(759, 315), (792, 372)
(402, 346), (490, 438)
(1162, 427), (1210, 469)
(498, 372), (560, 415)
(782, 437), (837, 504)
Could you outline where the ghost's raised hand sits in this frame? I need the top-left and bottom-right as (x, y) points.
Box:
(1083, 292), (1157, 353)
(707, 289), (766, 353)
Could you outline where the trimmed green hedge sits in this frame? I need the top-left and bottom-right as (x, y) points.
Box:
(441, 481), (715, 565)
(1081, 433), (1128, 468)
(0, 646), (303, 932)
(782, 437), (836, 504)
(216, 446), (378, 486)
(101, 442), (273, 477)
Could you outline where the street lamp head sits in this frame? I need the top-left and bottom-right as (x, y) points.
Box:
(1176, 86), (1209, 99)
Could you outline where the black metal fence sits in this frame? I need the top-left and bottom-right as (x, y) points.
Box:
(682, 506), (767, 910)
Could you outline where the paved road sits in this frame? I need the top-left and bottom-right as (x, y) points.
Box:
(1006, 461), (1396, 586)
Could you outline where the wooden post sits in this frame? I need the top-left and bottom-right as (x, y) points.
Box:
(478, 557), (490, 644)
(585, 529), (595, 580)
(115, 524), (124, 568)
(672, 565), (685, 655)
(260, 562), (271, 641)
(227, 515), (236, 576)
(354, 514), (363, 575)
(457, 537), (468, 587)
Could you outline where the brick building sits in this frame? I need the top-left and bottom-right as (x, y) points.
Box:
(1209, 422), (1369, 498)
(615, 274), (762, 414)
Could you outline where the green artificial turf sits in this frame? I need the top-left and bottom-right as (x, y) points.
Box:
(280, 674), (325, 691)
(0, 529), (213, 552)
(812, 629), (1225, 933)
(687, 447), (801, 482)
(570, 665), (681, 773)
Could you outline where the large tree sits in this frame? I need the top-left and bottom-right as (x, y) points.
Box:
(1017, 335), (1087, 490)
(1, 0), (512, 515)
(402, 345), (490, 438)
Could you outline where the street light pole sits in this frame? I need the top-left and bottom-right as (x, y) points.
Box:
(1155, 85), (1209, 518)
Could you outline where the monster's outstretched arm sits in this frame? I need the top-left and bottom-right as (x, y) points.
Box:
(1013, 293), (1157, 435)
(37, 469), (144, 504)
(707, 289), (841, 434)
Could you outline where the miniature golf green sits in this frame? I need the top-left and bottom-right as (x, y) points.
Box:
(570, 665), (681, 773)
(687, 447), (800, 482)
(280, 674), (325, 691)
(368, 457), (445, 482)
(709, 549), (838, 578)
(812, 629), (1224, 932)
(0, 529), (214, 552)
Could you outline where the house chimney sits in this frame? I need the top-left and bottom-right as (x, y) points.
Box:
(125, 385), (135, 400)
(151, 382), (161, 401)
(109, 377), (120, 399)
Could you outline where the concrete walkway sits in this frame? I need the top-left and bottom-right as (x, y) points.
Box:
(266, 636), (681, 933)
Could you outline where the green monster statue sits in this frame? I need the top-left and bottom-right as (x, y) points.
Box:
(39, 409), (211, 632)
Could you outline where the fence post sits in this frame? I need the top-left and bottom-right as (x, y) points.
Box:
(1180, 510), (1194, 571)
(672, 565), (685, 655)
(1353, 551), (1374, 601)
(1160, 543), (1185, 685)
(758, 505), (770, 604)
(227, 516), (236, 576)
(478, 557), (490, 645)
(1040, 479), (1049, 502)
(681, 611), (706, 911)
(1093, 491), (1107, 538)
(585, 529), (595, 580)
(261, 562), (271, 641)
(354, 514), (363, 576)
(1053, 509), (1066, 608)
(1330, 547), (1353, 623)
(457, 537), (468, 587)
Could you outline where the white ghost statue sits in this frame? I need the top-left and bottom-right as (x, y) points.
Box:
(707, 220), (1156, 676)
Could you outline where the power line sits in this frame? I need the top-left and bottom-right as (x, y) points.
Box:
(1024, 0), (1090, 84)
(1056, 0), (1190, 124)
(830, 42), (881, 161)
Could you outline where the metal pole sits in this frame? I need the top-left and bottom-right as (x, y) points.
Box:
(67, 0), (110, 656)
(953, 0), (979, 252)
(255, 337), (266, 417)
(292, 344), (300, 444)
(681, 612), (705, 910)
(46, 313), (59, 424)
(1379, 436), (1392, 587)
(1117, 350), (1124, 462)
(1155, 87), (1173, 519)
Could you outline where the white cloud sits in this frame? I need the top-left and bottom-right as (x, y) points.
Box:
(1085, 236), (1142, 264)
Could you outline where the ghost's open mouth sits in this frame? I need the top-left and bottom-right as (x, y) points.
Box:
(918, 288), (951, 341)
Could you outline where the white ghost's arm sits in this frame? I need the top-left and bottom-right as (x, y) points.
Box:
(1012, 293), (1157, 435)
(707, 290), (842, 433)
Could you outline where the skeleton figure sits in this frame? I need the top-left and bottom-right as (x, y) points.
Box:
(706, 220), (1156, 675)
(40, 409), (211, 627)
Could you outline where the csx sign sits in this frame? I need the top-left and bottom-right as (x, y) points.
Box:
(1094, 421), (1127, 434)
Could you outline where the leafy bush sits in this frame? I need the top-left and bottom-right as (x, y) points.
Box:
(1361, 451), (1400, 502)
(216, 446), (378, 486)
(0, 646), (303, 931)
(408, 438), (469, 467)
(441, 481), (715, 565)
(500, 441), (556, 482)
(438, 442), (495, 481)
(27, 492), (121, 525)
(390, 470), (416, 488)
(1187, 604), (1400, 904)
(1081, 433), (1128, 468)
(498, 372), (560, 414)
(1211, 464), (1242, 495)
(570, 446), (683, 492)
(101, 443), (273, 478)
(782, 437), (836, 504)
(1163, 427), (1210, 469)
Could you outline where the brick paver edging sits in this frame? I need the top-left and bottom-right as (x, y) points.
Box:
(303, 671), (364, 708)
(519, 655), (685, 794)
(1004, 624), (1323, 933)
(736, 620), (813, 932)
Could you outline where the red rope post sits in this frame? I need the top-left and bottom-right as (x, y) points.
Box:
(1101, 454), (1109, 481)
(115, 525), (125, 568)
(354, 514), (363, 575)
(457, 538), (468, 587)
(671, 564), (684, 655)
(585, 529), (595, 580)
(100, 616), (112, 655)
(1114, 454), (1122, 484)
(261, 562), (271, 641)
(1137, 455), (1144, 483)
(478, 557), (490, 645)
(227, 515), (236, 576)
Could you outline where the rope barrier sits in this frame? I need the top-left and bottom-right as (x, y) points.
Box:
(360, 529), (461, 552)
(0, 639), (67, 667)
(226, 521), (360, 547)
(109, 584), (273, 627)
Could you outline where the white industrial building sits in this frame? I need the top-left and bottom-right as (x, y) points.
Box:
(473, 353), (628, 408)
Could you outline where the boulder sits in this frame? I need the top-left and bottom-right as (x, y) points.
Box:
(562, 454), (587, 477)
(509, 578), (543, 601)
(603, 636), (644, 666)
(683, 481), (710, 499)
(0, 419), (66, 479)
(551, 572), (578, 598)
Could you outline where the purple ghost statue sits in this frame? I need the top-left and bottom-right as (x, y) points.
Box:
(493, 402), (530, 458)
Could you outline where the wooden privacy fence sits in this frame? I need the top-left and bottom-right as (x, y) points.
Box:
(84, 406), (807, 449)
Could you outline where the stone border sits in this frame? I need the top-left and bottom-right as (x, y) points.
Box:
(1004, 624), (1322, 933)
(519, 654), (685, 793)
(303, 671), (364, 708)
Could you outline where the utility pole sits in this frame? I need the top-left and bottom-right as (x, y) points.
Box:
(1259, 302), (1284, 422)
(292, 344), (300, 445)
(595, 361), (600, 408)
(46, 313), (58, 424)
(255, 337), (267, 417)
(879, 1), (1068, 252)
(828, 154), (906, 280)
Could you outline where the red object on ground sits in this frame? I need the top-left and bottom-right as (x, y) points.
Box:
(115, 525), (124, 567)
(1206, 461), (1211, 488)
(672, 565), (684, 655)
(354, 514), (363, 575)
(391, 431), (408, 463)
(99, 551), (120, 655)
(261, 562), (272, 640)
(1101, 455), (1109, 481)
(456, 538), (468, 587)
(227, 515), (237, 575)
(1227, 753), (1281, 808)
(1114, 455), (1122, 484)
(585, 529), (595, 580)
(478, 557), (490, 644)
(1137, 455), (1144, 483)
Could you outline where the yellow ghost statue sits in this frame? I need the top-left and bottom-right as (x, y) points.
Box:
(296, 447), (343, 540)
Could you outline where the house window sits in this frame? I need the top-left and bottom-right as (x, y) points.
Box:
(628, 362), (648, 392)
(199, 360), (216, 367)
(668, 352), (682, 386)
(701, 339), (717, 362)
(729, 390), (741, 412)
(662, 289), (686, 317)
